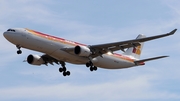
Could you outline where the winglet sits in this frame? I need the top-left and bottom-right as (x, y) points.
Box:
(168, 29), (177, 35)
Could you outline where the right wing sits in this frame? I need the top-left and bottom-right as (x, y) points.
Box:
(41, 54), (65, 66)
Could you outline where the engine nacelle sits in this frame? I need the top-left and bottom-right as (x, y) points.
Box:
(74, 45), (92, 57)
(27, 54), (45, 65)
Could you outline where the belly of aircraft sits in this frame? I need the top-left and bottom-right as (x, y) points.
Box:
(93, 55), (135, 69)
(50, 49), (89, 64)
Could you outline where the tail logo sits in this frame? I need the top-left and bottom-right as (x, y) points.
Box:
(132, 45), (141, 55)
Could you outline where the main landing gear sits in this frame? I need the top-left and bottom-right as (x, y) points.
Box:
(16, 45), (22, 54)
(59, 61), (70, 76)
(86, 61), (97, 71)
(58, 61), (97, 76)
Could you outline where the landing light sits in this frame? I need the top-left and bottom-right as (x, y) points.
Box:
(107, 51), (113, 55)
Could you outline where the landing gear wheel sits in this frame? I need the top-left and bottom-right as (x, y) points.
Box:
(62, 67), (66, 72)
(86, 63), (90, 67)
(90, 66), (94, 71)
(59, 67), (67, 72)
(63, 72), (67, 76)
(59, 61), (71, 76)
(89, 66), (98, 71)
(17, 50), (22, 54)
(62, 71), (70, 76)
(93, 66), (97, 71)
(59, 68), (63, 72)
(66, 71), (70, 76)
(16, 45), (22, 54)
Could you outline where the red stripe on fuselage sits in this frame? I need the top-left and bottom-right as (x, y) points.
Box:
(26, 28), (86, 46)
(26, 28), (135, 63)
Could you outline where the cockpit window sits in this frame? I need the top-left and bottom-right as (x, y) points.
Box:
(7, 29), (15, 32)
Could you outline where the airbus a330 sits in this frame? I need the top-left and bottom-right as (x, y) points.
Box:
(3, 28), (177, 76)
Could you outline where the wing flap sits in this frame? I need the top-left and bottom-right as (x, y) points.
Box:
(90, 42), (141, 57)
(41, 54), (64, 66)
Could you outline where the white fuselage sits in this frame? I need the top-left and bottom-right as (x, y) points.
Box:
(3, 28), (136, 69)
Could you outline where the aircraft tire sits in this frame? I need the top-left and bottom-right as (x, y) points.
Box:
(17, 50), (22, 54)
(90, 67), (94, 71)
(93, 66), (97, 71)
(59, 68), (63, 72)
(66, 71), (70, 76)
(62, 67), (66, 72)
(86, 63), (90, 67)
(63, 72), (67, 76)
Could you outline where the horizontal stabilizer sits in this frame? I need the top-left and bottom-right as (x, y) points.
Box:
(134, 56), (169, 65)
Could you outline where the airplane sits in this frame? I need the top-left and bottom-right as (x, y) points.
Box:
(3, 28), (177, 76)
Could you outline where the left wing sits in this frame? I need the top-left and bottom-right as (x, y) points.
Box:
(61, 29), (176, 58)
(89, 29), (177, 56)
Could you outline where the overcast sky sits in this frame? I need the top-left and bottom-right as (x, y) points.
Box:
(0, 0), (180, 101)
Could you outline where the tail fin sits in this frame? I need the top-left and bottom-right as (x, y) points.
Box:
(124, 34), (146, 59)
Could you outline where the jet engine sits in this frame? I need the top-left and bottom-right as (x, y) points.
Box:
(27, 54), (45, 65)
(74, 45), (92, 57)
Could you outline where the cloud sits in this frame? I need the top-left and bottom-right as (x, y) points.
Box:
(0, 74), (179, 101)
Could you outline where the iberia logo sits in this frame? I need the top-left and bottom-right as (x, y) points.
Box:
(132, 45), (141, 55)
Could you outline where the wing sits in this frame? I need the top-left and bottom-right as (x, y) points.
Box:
(41, 54), (65, 66)
(89, 29), (177, 56)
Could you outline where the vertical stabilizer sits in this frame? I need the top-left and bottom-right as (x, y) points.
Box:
(124, 34), (146, 59)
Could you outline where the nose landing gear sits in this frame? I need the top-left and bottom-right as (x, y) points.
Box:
(17, 50), (22, 54)
(16, 45), (22, 54)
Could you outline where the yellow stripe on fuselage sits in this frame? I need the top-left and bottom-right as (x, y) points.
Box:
(26, 28), (86, 47)
(111, 53), (134, 63)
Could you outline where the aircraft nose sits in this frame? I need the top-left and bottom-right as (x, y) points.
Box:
(3, 31), (14, 41)
(3, 32), (10, 39)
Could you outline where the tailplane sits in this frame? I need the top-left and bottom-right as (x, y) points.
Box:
(124, 34), (146, 59)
